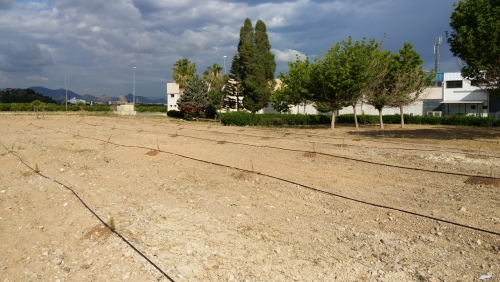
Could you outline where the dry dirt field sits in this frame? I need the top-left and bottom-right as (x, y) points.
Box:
(1, 113), (500, 282)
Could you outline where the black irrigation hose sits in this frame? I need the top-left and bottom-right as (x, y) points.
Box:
(80, 120), (500, 159)
(27, 125), (500, 237)
(0, 143), (175, 282)
(73, 122), (500, 180)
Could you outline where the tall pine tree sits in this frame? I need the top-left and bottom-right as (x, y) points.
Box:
(229, 18), (276, 113)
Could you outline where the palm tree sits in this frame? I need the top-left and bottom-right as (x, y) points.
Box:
(203, 64), (223, 84)
(203, 63), (224, 93)
(172, 58), (197, 94)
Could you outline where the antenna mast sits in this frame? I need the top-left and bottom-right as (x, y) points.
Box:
(434, 36), (442, 73)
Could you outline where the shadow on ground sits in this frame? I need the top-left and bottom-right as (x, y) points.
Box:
(346, 125), (500, 142)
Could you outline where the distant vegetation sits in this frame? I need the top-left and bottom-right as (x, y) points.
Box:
(0, 103), (110, 112)
(0, 88), (57, 104)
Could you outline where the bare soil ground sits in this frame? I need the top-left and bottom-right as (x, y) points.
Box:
(0, 113), (499, 282)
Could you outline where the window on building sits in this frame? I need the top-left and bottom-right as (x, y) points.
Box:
(471, 105), (476, 110)
(483, 105), (488, 110)
(170, 94), (174, 98)
(446, 80), (463, 88)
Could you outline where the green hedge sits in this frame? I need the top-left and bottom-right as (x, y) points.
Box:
(0, 103), (111, 112)
(220, 112), (331, 126)
(220, 112), (500, 127)
(135, 105), (168, 112)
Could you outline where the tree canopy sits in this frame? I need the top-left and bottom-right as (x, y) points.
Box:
(172, 58), (197, 94)
(448, 0), (500, 96)
(388, 42), (435, 127)
(176, 75), (211, 118)
(309, 37), (384, 129)
(277, 37), (431, 130)
(278, 55), (313, 113)
(231, 18), (276, 113)
(0, 88), (57, 104)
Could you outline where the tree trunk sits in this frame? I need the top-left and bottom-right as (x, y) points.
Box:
(400, 106), (405, 128)
(352, 104), (359, 131)
(331, 103), (336, 130)
(378, 108), (384, 129)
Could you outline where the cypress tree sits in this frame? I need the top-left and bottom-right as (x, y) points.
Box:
(230, 18), (276, 113)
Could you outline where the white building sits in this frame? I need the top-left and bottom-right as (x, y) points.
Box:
(166, 83), (180, 110)
(67, 97), (87, 105)
(439, 72), (488, 117)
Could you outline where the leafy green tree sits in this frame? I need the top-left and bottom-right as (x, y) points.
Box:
(448, 0), (500, 96)
(279, 55), (313, 114)
(363, 49), (393, 129)
(176, 75), (211, 118)
(306, 36), (384, 130)
(309, 39), (361, 129)
(234, 18), (276, 113)
(172, 58), (197, 94)
(309, 50), (347, 129)
(270, 84), (292, 114)
(30, 100), (46, 118)
(313, 102), (332, 114)
(389, 42), (436, 127)
(341, 37), (383, 130)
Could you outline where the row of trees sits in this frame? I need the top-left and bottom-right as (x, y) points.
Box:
(276, 38), (435, 129)
(170, 18), (434, 130)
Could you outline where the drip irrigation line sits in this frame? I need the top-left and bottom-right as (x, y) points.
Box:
(78, 120), (500, 159)
(23, 126), (500, 237)
(0, 142), (175, 282)
(68, 122), (500, 180)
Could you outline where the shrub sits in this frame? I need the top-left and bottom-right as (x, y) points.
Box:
(167, 110), (183, 118)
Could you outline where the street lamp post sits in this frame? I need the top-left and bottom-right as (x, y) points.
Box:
(223, 56), (227, 74)
(65, 74), (68, 112)
(133, 67), (137, 105)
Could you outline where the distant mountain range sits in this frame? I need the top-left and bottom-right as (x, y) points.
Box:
(26, 87), (166, 104)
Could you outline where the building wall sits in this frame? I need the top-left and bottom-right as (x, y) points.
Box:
(441, 72), (488, 116)
(166, 83), (180, 111)
(338, 102), (424, 116)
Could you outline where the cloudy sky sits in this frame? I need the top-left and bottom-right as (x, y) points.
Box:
(0, 0), (459, 98)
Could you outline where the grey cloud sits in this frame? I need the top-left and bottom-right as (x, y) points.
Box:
(0, 41), (53, 72)
(0, 0), (12, 10)
(0, 0), (460, 98)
